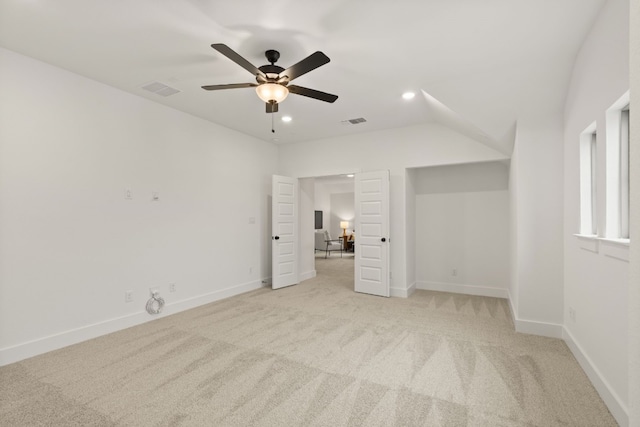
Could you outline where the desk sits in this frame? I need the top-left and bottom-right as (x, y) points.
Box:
(340, 236), (355, 252)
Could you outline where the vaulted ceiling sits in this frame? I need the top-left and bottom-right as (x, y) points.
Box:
(0, 0), (606, 151)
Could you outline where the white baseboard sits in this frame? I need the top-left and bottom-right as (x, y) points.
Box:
(0, 279), (266, 367)
(416, 280), (509, 299)
(511, 317), (563, 338)
(507, 291), (518, 329)
(563, 327), (628, 426)
(406, 282), (416, 297)
(506, 293), (626, 424)
(506, 292), (563, 339)
(300, 270), (317, 282)
(390, 282), (415, 298)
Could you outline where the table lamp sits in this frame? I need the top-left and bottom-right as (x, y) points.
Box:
(340, 221), (348, 239)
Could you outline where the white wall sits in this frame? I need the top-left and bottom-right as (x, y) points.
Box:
(0, 47), (278, 365)
(314, 180), (354, 235)
(279, 123), (508, 295)
(562, 0), (630, 423)
(511, 114), (565, 330)
(508, 140), (519, 315)
(630, 1), (640, 425)
(313, 179), (354, 235)
(314, 181), (331, 232)
(329, 192), (354, 240)
(508, 111), (566, 338)
(414, 162), (509, 297)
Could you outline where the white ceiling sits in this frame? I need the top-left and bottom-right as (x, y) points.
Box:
(0, 0), (606, 150)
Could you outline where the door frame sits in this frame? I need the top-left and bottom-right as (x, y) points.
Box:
(300, 171), (360, 288)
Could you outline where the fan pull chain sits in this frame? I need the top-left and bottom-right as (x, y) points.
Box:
(272, 111), (275, 133)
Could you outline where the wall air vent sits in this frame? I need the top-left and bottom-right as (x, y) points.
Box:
(141, 81), (181, 97)
(341, 117), (367, 125)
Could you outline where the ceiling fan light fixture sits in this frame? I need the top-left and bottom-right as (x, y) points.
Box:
(256, 83), (289, 103)
(204, 45), (337, 112)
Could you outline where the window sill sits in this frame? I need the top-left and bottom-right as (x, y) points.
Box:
(573, 233), (599, 252)
(598, 237), (630, 247)
(572, 234), (629, 261)
(573, 233), (598, 240)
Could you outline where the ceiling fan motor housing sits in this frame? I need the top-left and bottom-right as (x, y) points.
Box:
(258, 65), (285, 81)
(259, 50), (285, 82)
(265, 49), (280, 64)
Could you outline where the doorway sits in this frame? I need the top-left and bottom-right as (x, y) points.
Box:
(282, 171), (390, 297)
(311, 174), (356, 281)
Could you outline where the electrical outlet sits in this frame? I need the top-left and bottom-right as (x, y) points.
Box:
(125, 188), (133, 200)
(169, 283), (176, 293)
(249, 267), (253, 275)
(452, 269), (458, 277)
(569, 307), (576, 322)
(125, 291), (133, 303)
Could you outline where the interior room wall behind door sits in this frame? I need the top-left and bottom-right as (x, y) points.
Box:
(330, 192), (355, 239)
(314, 179), (355, 238)
(314, 181), (331, 232)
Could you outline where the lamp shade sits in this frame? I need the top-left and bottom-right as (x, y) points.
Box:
(256, 83), (289, 103)
(340, 221), (349, 230)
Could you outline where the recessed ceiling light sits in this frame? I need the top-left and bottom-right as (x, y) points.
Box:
(346, 174), (354, 178)
(402, 92), (416, 100)
(281, 116), (292, 122)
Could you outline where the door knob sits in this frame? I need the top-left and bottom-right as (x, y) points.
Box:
(274, 236), (280, 240)
(381, 237), (386, 242)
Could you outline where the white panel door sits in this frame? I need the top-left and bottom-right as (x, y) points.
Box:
(355, 170), (390, 297)
(272, 175), (299, 290)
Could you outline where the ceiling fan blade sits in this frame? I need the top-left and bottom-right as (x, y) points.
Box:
(211, 44), (266, 79)
(281, 51), (330, 82)
(201, 83), (257, 91)
(266, 102), (279, 113)
(287, 85), (338, 103)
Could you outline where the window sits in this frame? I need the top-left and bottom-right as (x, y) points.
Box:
(619, 108), (629, 238)
(589, 132), (597, 234)
(605, 91), (630, 241)
(579, 124), (597, 235)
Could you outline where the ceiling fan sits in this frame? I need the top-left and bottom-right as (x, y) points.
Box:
(202, 44), (338, 113)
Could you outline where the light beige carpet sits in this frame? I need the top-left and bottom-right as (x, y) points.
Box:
(0, 256), (616, 426)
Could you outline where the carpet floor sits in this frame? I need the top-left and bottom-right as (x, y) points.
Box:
(0, 256), (616, 426)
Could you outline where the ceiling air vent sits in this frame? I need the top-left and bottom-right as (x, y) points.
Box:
(141, 81), (181, 97)
(343, 117), (367, 125)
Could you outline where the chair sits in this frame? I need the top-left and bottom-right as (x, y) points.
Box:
(341, 234), (355, 252)
(318, 230), (342, 258)
(314, 231), (326, 252)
